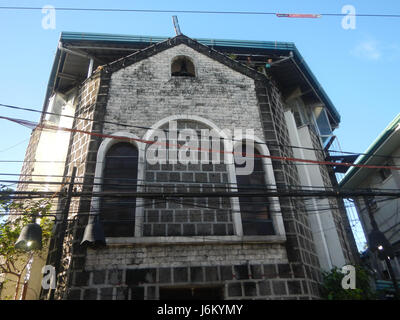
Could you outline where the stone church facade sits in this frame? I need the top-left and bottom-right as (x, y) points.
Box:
(18, 32), (358, 300)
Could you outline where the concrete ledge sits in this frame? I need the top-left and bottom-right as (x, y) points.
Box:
(105, 235), (286, 247)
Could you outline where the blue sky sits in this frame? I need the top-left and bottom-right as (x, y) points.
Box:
(0, 1), (399, 248)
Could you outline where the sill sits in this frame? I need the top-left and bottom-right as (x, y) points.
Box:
(170, 76), (197, 80)
(105, 235), (286, 247)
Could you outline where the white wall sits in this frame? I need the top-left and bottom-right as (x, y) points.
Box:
(284, 110), (347, 270)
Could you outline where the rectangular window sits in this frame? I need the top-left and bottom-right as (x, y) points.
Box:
(290, 98), (309, 128)
(312, 106), (333, 144)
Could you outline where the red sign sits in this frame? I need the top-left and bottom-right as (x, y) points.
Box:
(276, 13), (321, 18)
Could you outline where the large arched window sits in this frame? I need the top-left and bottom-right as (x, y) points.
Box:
(235, 145), (275, 235)
(101, 142), (138, 237)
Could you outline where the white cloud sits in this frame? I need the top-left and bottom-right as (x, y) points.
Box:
(351, 40), (382, 60)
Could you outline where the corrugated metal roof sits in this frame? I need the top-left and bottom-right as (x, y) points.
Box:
(60, 31), (297, 51)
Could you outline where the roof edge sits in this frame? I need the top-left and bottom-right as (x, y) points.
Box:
(339, 113), (400, 187)
(43, 31), (341, 125)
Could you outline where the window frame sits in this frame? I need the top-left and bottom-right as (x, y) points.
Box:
(311, 106), (333, 146)
(232, 135), (286, 238)
(89, 132), (146, 238)
(94, 118), (286, 245)
(101, 142), (139, 237)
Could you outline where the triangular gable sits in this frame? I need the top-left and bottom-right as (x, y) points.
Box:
(103, 34), (269, 84)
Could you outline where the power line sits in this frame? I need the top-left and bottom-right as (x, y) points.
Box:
(0, 159), (346, 167)
(5, 188), (393, 249)
(2, 114), (400, 172)
(2, 102), (399, 161)
(0, 186), (397, 213)
(0, 177), (340, 191)
(3, 194), (391, 220)
(3, 188), (400, 199)
(2, 194), (389, 252)
(0, 138), (29, 153)
(0, 6), (399, 18)
(2, 173), (400, 193)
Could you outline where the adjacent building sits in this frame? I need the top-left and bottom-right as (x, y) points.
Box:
(340, 113), (400, 282)
(10, 31), (358, 300)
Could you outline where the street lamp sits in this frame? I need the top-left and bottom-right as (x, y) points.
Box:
(368, 228), (394, 260)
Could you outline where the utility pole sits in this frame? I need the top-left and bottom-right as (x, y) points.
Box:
(49, 166), (77, 300)
(365, 196), (400, 299)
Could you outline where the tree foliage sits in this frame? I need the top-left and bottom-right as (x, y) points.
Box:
(0, 187), (54, 299)
(320, 266), (376, 300)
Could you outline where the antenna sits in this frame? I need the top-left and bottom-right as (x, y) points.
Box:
(172, 16), (182, 36)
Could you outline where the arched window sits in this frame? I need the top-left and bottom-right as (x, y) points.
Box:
(171, 56), (195, 77)
(235, 145), (275, 235)
(101, 142), (138, 237)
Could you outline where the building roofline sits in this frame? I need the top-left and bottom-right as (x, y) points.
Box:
(43, 31), (341, 125)
(339, 113), (400, 187)
(104, 34), (270, 82)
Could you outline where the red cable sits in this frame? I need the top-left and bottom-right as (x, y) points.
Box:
(2, 115), (400, 171)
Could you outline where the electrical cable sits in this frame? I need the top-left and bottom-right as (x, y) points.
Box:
(1, 192), (397, 220)
(2, 114), (400, 172)
(1, 102), (399, 162)
(0, 138), (29, 153)
(0, 6), (399, 18)
(5, 175), (400, 193)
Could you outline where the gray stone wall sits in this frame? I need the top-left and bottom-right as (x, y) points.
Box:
(42, 74), (104, 300)
(43, 40), (330, 300)
(65, 243), (316, 300)
(103, 44), (264, 139)
(255, 78), (324, 292)
(143, 120), (234, 237)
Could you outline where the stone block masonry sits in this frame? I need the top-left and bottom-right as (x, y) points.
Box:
(63, 242), (318, 300)
(143, 120), (234, 237)
(40, 36), (347, 300)
(103, 44), (264, 139)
